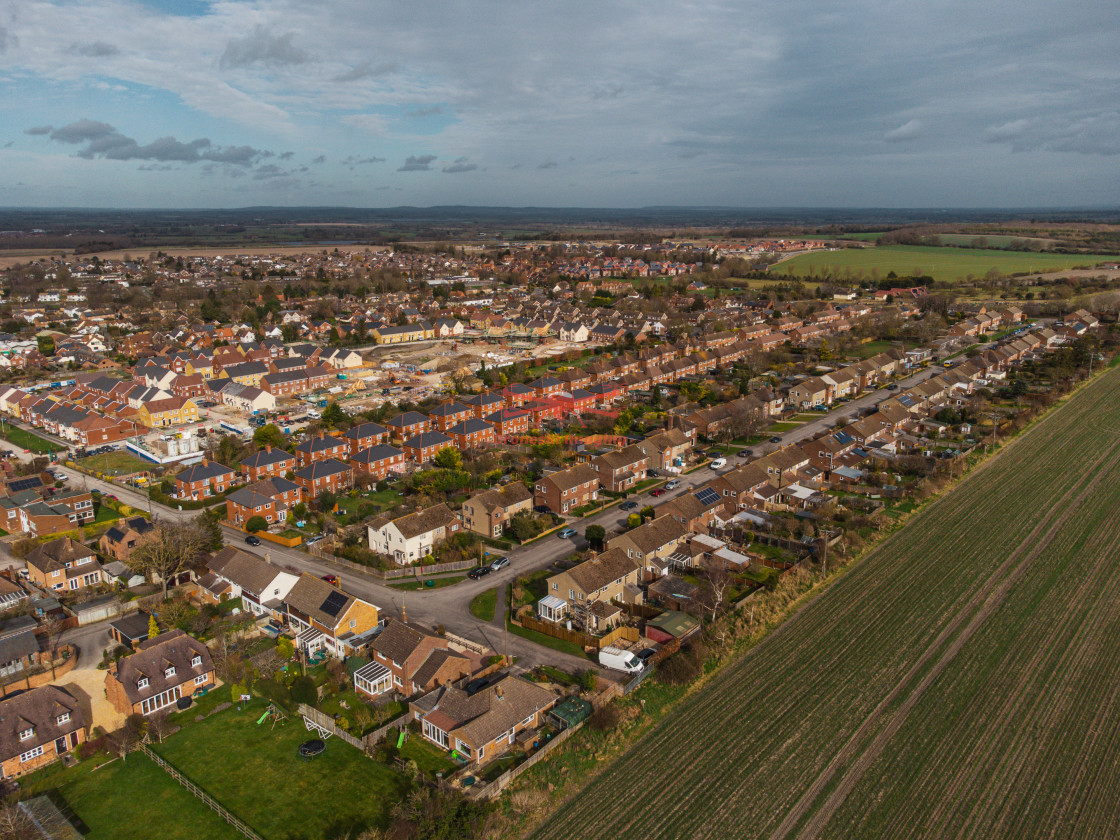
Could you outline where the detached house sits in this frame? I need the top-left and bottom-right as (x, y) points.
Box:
(462, 483), (533, 537)
(354, 619), (479, 699)
(105, 630), (216, 716)
(25, 538), (107, 593)
(367, 504), (462, 564)
(0, 685), (86, 778)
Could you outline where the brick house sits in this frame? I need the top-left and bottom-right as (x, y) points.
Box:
(16, 489), (95, 537)
(0, 685), (85, 779)
(386, 412), (432, 441)
(343, 422), (389, 454)
(463, 393), (505, 419)
(533, 464), (600, 514)
(462, 483), (533, 537)
(402, 431), (455, 465)
(354, 619), (478, 699)
(25, 538), (107, 593)
(446, 418), (495, 450)
(590, 443), (649, 493)
(293, 458), (352, 499)
(173, 459), (235, 500)
(283, 573), (380, 659)
(428, 401), (473, 432)
(410, 675), (558, 766)
(636, 427), (694, 472)
(295, 432), (349, 467)
(539, 547), (643, 629)
(105, 630), (216, 716)
(350, 444), (407, 481)
(98, 516), (156, 563)
(484, 407), (530, 436)
(225, 477), (303, 528)
(240, 445), (295, 482)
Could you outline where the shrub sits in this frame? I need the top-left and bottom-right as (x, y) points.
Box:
(289, 675), (318, 707)
(254, 678), (292, 710)
(277, 637), (294, 660)
(245, 515), (268, 533)
(656, 651), (701, 686)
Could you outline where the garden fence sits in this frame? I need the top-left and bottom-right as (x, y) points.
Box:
(304, 546), (477, 580)
(296, 704), (365, 751)
(468, 721), (585, 800)
(141, 745), (265, 840)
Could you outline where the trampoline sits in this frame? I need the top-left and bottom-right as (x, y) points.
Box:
(298, 739), (326, 759)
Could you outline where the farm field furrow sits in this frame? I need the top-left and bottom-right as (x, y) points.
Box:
(533, 367), (1120, 840)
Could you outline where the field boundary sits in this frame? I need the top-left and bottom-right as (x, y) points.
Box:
(141, 745), (265, 840)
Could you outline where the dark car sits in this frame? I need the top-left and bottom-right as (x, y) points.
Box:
(646, 469), (660, 478)
(533, 504), (552, 514)
(737, 449), (753, 458)
(636, 647), (658, 664)
(769, 436), (782, 443)
(650, 488), (667, 497)
(465, 676), (492, 694)
(245, 535), (262, 546)
(620, 501), (638, 511)
(886, 383), (899, 390)
(468, 566), (492, 580)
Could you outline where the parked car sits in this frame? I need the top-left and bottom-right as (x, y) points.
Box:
(650, 488), (666, 497)
(557, 528), (577, 539)
(467, 566), (492, 580)
(245, 535), (262, 546)
(635, 647), (658, 665)
(489, 556), (510, 571)
(710, 458), (727, 469)
(886, 383), (899, 390)
(665, 479), (681, 490)
(533, 504), (552, 514)
(320, 574), (340, 587)
(305, 534), (324, 545)
(769, 436), (782, 443)
(619, 501), (638, 511)
(737, 449), (753, 458)
(646, 469), (660, 478)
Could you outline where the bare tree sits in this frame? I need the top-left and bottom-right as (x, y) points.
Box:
(108, 715), (144, 761)
(699, 558), (733, 621)
(126, 521), (208, 599)
(43, 616), (68, 678)
(0, 796), (39, 840)
(146, 712), (173, 744)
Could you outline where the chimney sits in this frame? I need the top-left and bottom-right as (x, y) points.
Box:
(201, 457), (208, 467)
(319, 431), (325, 440)
(265, 444), (272, 453)
(495, 685), (504, 700)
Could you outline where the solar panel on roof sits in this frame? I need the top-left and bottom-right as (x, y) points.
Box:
(693, 487), (720, 507)
(320, 590), (348, 618)
(8, 477), (41, 492)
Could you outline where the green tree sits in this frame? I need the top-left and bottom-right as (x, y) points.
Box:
(197, 508), (224, 552)
(245, 515), (268, 533)
(640, 505), (655, 521)
(321, 401), (348, 429)
(252, 423), (287, 449)
(585, 524), (606, 550)
(318, 490), (338, 511)
(148, 614), (159, 639)
(291, 502), (308, 521)
(433, 446), (463, 470)
(627, 513), (642, 528)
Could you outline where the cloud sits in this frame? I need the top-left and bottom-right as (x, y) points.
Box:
(334, 60), (397, 82)
(983, 113), (1120, 156)
(24, 125), (53, 136)
(884, 119), (923, 143)
(342, 155), (386, 165)
(442, 157), (477, 173)
(406, 106), (443, 118)
(69, 41), (119, 57)
(983, 119), (1031, 143)
(398, 154), (436, 171)
(537, 160), (558, 169)
(42, 119), (268, 165)
(0, 25), (15, 54)
(2, 142), (12, 149)
(311, 154), (326, 164)
(278, 151), (294, 160)
(343, 114), (390, 136)
(219, 27), (312, 70)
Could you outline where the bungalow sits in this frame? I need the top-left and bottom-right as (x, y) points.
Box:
(105, 630), (216, 716)
(174, 459), (236, 501)
(284, 573), (380, 659)
(462, 483), (533, 538)
(355, 619), (477, 699)
(0, 686), (86, 778)
(410, 675), (558, 766)
(367, 504), (462, 565)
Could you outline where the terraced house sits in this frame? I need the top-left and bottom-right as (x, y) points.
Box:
(136, 395), (198, 428)
(367, 503), (462, 564)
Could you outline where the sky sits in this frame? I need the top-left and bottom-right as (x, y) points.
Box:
(0, 0), (1118, 209)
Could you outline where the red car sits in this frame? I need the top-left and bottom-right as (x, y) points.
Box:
(650, 488), (667, 497)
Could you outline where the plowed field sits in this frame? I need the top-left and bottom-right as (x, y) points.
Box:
(534, 366), (1120, 840)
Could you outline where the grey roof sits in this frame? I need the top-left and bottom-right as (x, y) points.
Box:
(0, 629), (39, 666)
(294, 458), (352, 480)
(112, 629), (213, 705)
(403, 431), (453, 450)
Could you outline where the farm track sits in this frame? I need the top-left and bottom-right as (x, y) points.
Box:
(532, 367), (1120, 840)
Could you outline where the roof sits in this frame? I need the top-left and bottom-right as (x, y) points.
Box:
(421, 674), (557, 749)
(562, 548), (641, 594)
(209, 545), (282, 595)
(294, 458), (352, 480)
(380, 504), (459, 540)
(241, 447), (294, 469)
(613, 515), (688, 555)
(468, 483), (532, 512)
(351, 444), (404, 465)
(387, 411), (430, 428)
(112, 629), (213, 704)
(369, 619), (433, 664)
(109, 611), (153, 642)
(540, 463), (599, 492)
(0, 685), (84, 762)
(344, 422), (388, 441)
(447, 418), (493, 435)
(296, 434), (347, 454)
(403, 431), (453, 450)
(647, 609), (700, 638)
(285, 573), (370, 628)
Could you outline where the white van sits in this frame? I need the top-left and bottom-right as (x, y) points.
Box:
(710, 458), (727, 469)
(599, 646), (644, 674)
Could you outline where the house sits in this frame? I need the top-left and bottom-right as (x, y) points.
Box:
(463, 392), (505, 419)
(240, 445), (295, 483)
(787, 376), (832, 409)
(434, 318), (464, 338)
(367, 504), (462, 565)
(485, 407), (531, 436)
(354, 619), (479, 699)
(197, 545), (298, 619)
(607, 515), (689, 574)
(590, 444), (649, 493)
(98, 516), (156, 563)
(636, 427), (693, 472)
(0, 685), (85, 778)
(351, 444), (407, 481)
(386, 411), (432, 441)
(539, 548), (642, 630)
(429, 401), (473, 432)
(410, 674), (558, 766)
(446, 418), (495, 450)
(343, 422), (389, 454)
(0, 619), (43, 678)
(225, 477), (303, 528)
(25, 538), (107, 593)
(534, 464), (599, 514)
(292, 458), (352, 499)
(0, 576), (29, 612)
(105, 629), (216, 716)
(402, 431), (455, 465)
(283, 573), (380, 659)
(462, 484), (533, 537)
(174, 459), (236, 501)
(136, 396), (199, 428)
(295, 432), (349, 467)
(15, 489), (96, 537)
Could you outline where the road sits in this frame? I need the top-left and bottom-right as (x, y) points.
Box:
(7, 365), (940, 671)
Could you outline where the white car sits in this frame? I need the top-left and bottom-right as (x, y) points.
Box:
(710, 458), (727, 469)
(665, 479), (681, 490)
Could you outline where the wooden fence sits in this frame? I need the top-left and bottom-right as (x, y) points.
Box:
(516, 612), (639, 651)
(296, 704), (365, 751)
(141, 745), (265, 840)
(305, 545), (477, 580)
(469, 721), (585, 800)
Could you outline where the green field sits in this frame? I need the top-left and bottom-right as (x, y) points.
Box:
(0, 425), (66, 454)
(78, 450), (153, 475)
(774, 244), (1111, 281)
(469, 587), (498, 621)
(535, 366), (1120, 840)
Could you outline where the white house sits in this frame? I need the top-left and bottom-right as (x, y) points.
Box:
(366, 504), (463, 565)
(199, 546), (299, 620)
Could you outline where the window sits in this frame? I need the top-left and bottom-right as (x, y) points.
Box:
(194, 674), (207, 686)
(19, 727), (33, 741)
(164, 666), (176, 678)
(191, 654), (202, 667)
(349, 619), (357, 629)
(57, 713), (70, 725)
(20, 746), (44, 763)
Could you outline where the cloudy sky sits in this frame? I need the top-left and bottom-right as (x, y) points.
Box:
(1, 0), (1117, 208)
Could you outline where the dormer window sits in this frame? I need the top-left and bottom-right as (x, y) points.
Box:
(137, 677), (149, 689)
(191, 655), (202, 667)
(57, 713), (70, 725)
(165, 666), (176, 678)
(19, 727), (33, 741)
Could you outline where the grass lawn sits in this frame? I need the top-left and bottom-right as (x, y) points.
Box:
(768, 421), (804, 432)
(92, 503), (128, 524)
(21, 752), (243, 840)
(152, 700), (410, 840)
(631, 478), (661, 493)
(399, 734), (457, 778)
(1, 426), (65, 453)
(773, 243), (1111, 282)
(78, 450), (152, 474)
(507, 616), (588, 658)
(469, 587), (498, 621)
(389, 574), (466, 591)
